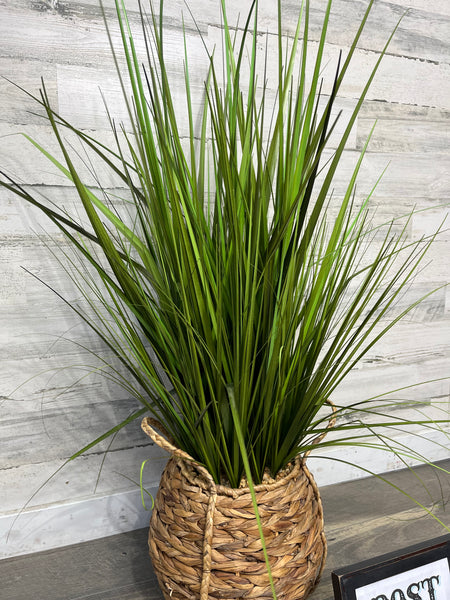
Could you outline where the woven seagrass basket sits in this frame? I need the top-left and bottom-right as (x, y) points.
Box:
(141, 415), (334, 600)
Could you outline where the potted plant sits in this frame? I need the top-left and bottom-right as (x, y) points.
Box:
(1, 0), (448, 598)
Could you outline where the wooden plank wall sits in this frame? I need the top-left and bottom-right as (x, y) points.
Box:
(0, 0), (449, 556)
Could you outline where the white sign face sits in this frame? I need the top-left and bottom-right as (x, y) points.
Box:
(355, 557), (450, 600)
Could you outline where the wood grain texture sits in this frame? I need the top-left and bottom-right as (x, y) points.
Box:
(0, 0), (449, 556)
(0, 527), (163, 600)
(357, 103), (450, 153)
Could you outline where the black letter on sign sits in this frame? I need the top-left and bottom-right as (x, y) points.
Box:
(391, 591), (407, 600)
(421, 576), (440, 600)
(371, 596), (389, 600)
(407, 582), (422, 600)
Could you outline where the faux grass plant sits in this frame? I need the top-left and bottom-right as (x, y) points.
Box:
(2, 0), (449, 495)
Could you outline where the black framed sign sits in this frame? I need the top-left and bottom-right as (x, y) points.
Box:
(332, 534), (450, 600)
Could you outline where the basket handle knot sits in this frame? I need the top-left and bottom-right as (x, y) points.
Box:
(303, 399), (338, 459)
(142, 416), (217, 487)
(141, 417), (190, 459)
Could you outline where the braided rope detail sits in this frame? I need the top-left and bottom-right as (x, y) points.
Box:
(199, 490), (217, 600)
(142, 418), (218, 599)
(303, 400), (337, 459)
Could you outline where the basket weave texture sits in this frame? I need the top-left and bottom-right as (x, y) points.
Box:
(142, 418), (327, 600)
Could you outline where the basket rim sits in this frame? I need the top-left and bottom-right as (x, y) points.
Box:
(169, 453), (306, 497)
